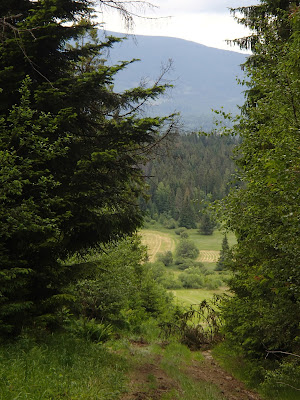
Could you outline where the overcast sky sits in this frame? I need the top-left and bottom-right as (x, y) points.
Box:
(98, 0), (259, 52)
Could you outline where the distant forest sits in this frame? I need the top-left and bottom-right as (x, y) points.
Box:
(141, 133), (239, 228)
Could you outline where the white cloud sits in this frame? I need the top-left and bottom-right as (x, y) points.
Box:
(97, 0), (259, 51)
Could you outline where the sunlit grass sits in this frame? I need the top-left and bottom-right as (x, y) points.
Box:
(140, 224), (236, 262)
(171, 288), (227, 307)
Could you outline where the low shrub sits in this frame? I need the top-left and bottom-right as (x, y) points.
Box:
(68, 317), (113, 343)
(175, 227), (186, 236)
(260, 358), (300, 400)
(161, 298), (223, 350)
(156, 251), (173, 266)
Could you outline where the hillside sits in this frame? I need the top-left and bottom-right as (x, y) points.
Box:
(99, 30), (247, 130)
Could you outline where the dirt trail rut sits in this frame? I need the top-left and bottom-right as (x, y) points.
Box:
(186, 350), (261, 400)
(121, 344), (262, 400)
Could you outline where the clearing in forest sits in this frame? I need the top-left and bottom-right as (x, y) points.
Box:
(140, 229), (221, 263)
(140, 230), (176, 262)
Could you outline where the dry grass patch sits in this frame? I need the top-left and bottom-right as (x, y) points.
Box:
(140, 230), (176, 262)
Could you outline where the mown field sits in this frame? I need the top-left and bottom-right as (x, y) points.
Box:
(140, 225), (235, 305)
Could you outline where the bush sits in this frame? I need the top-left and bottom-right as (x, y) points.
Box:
(160, 274), (183, 290)
(175, 227), (186, 235)
(68, 318), (113, 343)
(180, 231), (189, 239)
(178, 266), (222, 290)
(148, 262), (182, 290)
(204, 276), (223, 290)
(175, 258), (195, 270)
(179, 267), (205, 289)
(163, 218), (178, 229)
(157, 251), (173, 266)
(175, 239), (199, 259)
(175, 258), (205, 271)
(260, 359), (300, 399)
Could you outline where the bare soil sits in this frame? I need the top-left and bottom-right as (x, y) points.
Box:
(121, 355), (180, 400)
(121, 345), (262, 400)
(186, 350), (262, 400)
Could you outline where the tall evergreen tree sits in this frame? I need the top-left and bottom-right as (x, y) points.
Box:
(215, 234), (230, 271)
(0, 1), (173, 334)
(221, 0), (300, 377)
(179, 195), (196, 229)
(198, 212), (215, 235)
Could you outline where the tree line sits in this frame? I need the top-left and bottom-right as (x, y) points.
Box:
(141, 132), (238, 230)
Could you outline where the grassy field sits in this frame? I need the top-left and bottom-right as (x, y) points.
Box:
(140, 226), (235, 263)
(171, 288), (228, 307)
(140, 230), (177, 262)
(140, 224), (235, 305)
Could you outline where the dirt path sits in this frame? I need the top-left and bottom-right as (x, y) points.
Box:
(121, 354), (180, 400)
(121, 344), (262, 400)
(186, 350), (261, 400)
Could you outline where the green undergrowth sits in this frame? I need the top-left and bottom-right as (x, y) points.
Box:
(0, 333), (129, 399)
(160, 342), (226, 400)
(213, 342), (300, 400)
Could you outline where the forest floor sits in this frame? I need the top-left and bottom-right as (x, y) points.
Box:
(121, 341), (262, 400)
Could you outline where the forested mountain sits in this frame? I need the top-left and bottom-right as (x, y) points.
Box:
(141, 133), (238, 228)
(100, 31), (247, 130)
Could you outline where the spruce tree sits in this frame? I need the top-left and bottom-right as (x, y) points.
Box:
(0, 1), (173, 334)
(215, 235), (229, 271)
(198, 213), (215, 235)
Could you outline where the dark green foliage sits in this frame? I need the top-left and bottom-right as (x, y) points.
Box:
(157, 251), (173, 266)
(175, 239), (199, 260)
(142, 133), (237, 224)
(220, 1), (300, 393)
(67, 318), (113, 343)
(215, 235), (230, 271)
(179, 196), (197, 229)
(68, 236), (174, 329)
(0, 1), (173, 334)
(198, 213), (215, 235)
(178, 267), (205, 289)
(68, 236), (146, 325)
(260, 358), (300, 399)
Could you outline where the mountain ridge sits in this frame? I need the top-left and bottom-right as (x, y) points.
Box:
(99, 31), (247, 130)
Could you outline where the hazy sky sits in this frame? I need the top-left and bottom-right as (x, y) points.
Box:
(98, 0), (259, 52)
